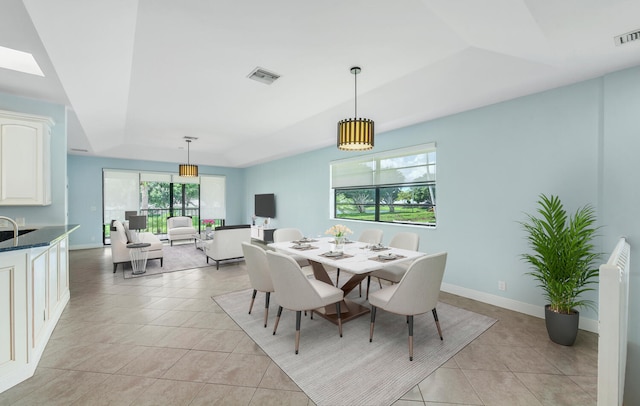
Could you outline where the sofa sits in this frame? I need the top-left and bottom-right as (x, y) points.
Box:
(203, 224), (251, 269)
(111, 220), (164, 272)
(167, 216), (197, 246)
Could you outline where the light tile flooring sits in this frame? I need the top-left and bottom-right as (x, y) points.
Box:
(0, 246), (598, 405)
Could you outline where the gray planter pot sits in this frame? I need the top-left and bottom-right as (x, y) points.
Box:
(544, 305), (579, 346)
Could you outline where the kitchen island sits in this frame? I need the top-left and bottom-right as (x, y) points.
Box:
(0, 225), (79, 393)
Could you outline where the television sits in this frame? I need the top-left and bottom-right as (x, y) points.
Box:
(255, 193), (276, 218)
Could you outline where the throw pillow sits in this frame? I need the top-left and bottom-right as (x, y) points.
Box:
(123, 221), (133, 243)
(174, 217), (191, 228)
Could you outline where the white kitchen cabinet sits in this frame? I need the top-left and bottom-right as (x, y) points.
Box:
(0, 233), (72, 394)
(0, 109), (54, 206)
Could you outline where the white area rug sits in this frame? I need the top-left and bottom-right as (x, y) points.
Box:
(122, 242), (217, 278)
(214, 288), (496, 406)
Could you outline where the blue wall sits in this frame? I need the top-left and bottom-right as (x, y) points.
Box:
(0, 93), (67, 225)
(67, 155), (245, 248)
(247, 77), (602, 317)
(244, 68), (640, 404)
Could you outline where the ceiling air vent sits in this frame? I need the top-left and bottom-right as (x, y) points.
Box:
(70, 148), (88, 152)
(615, 29), (640, 46)
(247, 67), (280, 85)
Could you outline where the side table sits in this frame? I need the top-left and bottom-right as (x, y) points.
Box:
(127, 242), (151, 275)
(194, 232), (214, 251)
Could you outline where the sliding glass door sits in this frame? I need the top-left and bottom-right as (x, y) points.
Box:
(103, 169), (226, 244)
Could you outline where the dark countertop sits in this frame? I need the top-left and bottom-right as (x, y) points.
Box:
(0, 224), (80, 253)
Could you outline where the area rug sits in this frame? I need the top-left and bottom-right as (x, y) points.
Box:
(213, 288), (497, 406)
(123, 242), (217, 278)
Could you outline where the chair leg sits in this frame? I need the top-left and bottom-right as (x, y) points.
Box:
(366, 275), (371, 300)
(336, 302), (343, 337)
(408, 315), (414, 361)
(336, 268), (340, 285)
(369, 306), (377, 342)
(249, 289), (257, 314)
(295, 310), (302, 354)
(359, 282), (362, 297)
(273, 306), (283, 335)
(377, 277), (382, 289)
(432, 308), (443, 340)
(113, 263), (118, 273)
(263, 292), (270, 328)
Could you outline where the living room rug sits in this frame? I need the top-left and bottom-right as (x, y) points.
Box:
(213, 288), (497, 406)
(122, 242), (217, 278)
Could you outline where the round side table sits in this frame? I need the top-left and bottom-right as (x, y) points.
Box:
(126, 242), (151, 275)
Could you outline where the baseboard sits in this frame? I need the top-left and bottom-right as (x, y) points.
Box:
(70, 243), (103, 250)
(441, 282), (598, 334)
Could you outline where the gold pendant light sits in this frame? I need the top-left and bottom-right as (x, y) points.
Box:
(179, 139), (198, 177)
(337, 66), (374, 150)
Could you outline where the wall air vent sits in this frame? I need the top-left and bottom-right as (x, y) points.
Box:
(183, 136), (198, 140)
(615, 29), (640, 46)
(247, 67), (280, 85)
(70, 148), (88, 152)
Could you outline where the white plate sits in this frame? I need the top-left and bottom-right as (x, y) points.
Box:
(292, 243), (311, 249)
(324, 251), (343, 257)
(378, 253), (397, 260)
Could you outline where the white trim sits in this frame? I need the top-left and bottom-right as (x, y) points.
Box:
(441, 282), (598, 333)
(70, 243), (103, 250)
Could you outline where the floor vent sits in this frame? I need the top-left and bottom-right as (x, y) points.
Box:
(615, 29), (640, 46)
(247, 67), (280, 85)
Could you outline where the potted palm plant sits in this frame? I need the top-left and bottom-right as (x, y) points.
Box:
(520, 194), (600, 346)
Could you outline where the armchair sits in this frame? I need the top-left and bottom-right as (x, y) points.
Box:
(167, 216), (196, 246)
(203, 225), (251, 269)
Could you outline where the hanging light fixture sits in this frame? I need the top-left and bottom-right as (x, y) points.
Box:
(337, 66), (374, 151)
(179, 139), (198, 177)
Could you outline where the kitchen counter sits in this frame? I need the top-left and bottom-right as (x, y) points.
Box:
(0, 224), (79, 252)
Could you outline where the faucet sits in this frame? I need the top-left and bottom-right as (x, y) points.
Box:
(0, 216), (19, 247)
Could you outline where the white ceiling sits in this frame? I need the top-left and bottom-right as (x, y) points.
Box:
(1, 0), (640, 168)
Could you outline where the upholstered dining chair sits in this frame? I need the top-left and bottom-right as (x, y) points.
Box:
(266, 250), (344, 354)
(369, 252), (447, 361)
(336, 229), (383, 293)
(272, 227), (309, 268)
(241, 242), (274, 328)
(366, 232), (420, 299)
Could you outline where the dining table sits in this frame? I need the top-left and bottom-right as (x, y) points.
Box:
(268, 236), (425, 325)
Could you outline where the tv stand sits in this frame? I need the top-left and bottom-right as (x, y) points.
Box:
(251, 225), (276, 243)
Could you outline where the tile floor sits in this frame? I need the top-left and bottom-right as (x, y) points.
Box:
(0, 245), (598, 405)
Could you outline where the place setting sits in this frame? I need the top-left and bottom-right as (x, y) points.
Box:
(290, 242), (318, 250)
(320, 250), (353, 260)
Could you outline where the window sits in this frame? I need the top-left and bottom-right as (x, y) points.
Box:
(103, 169), (226, 243)
(331, 143), (436, 226)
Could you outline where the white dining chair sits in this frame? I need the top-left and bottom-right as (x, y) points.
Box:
(366, 232), (420, 299)
(266, 250), (344, 354)
(241, 242), (274, 327)
(273, 227), (309, 268)
(369, 252), (447, 361)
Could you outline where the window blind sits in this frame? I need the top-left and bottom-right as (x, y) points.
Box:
(331, 143), (436, 188)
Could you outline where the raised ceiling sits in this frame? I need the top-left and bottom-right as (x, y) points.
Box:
(1, 0), (640, 168)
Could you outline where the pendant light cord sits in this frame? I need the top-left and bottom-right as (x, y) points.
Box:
(354, 70), (358, 119)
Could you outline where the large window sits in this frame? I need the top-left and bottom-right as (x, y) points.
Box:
(331, 143), (436, 226)
(103, 169), (226, 242)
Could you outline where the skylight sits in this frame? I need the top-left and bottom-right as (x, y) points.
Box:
(0, 45), (44, 76)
